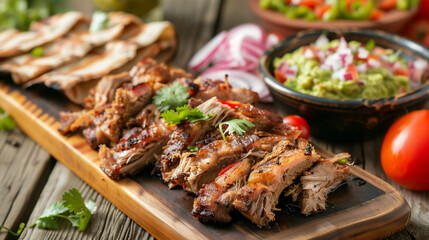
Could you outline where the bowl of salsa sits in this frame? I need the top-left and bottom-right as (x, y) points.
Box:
(259, 29), (429, 140)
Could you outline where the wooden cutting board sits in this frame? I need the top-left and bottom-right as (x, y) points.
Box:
(0, 78), (410, 240)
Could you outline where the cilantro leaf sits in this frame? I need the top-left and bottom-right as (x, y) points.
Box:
(218, 119), (255, 141)
(89, 11), (109, 33)
(153, 82), (189, 112)
(161, 104), (212, 125)
(365, 39), (375, 52)
(31, 46), (43, 57)
(388, 50), (402, 63)
(29, 188), (96, 232)
(62, 188), (93, 231)
(187, 145), (199, 152)
(0, 223), (25, 237)
(0, 107), (15, 131)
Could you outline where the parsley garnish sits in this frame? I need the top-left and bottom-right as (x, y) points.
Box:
(153, 82), (189, 112)
(31, 47), (43, 57)
(336, 159), (348, 164)
(218, 119), (254, 141)
(28, 188), (96, 232)
(365, 39), (375, 52)
(0, 223), (25, 237)
(89, 11), (109, 33)
(187, 145), (199, 152)
(161, 104), (212, 125)
(0, 107), (15, 131)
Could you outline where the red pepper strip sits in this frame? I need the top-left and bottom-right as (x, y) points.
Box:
(218, 160), (240, 176)
(217, 99), (243, 109)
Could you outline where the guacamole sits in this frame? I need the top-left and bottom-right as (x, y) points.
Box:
(273, 35), (426, 100)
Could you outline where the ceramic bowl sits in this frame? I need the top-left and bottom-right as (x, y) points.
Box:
(259, 29), (429, 140)
(248, 0), (416, 37)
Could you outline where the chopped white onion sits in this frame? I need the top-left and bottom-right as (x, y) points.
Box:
(414, 59), (428, 70)
(368, 58), (381, 68)
(357, 47), (369, 59)
(304, 48), (314, 59)
(315, 34), (329, 47)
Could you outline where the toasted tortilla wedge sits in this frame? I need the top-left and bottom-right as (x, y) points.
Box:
(0, 12), (86, 58)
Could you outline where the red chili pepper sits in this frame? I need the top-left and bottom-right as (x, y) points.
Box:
(218, 160), (240, 176)
(217, 99), (243, 109)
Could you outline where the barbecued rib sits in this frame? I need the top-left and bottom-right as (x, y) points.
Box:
(157, 98), (233, 177)
(99, 120), (173, 180)
(192, 157), (255, 223)
(0, 12), (85, 58)
(233, 139), (321, 227)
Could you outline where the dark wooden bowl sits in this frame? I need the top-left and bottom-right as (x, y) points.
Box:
(248, 0), (416, 37)
(259, 29), (429, 140)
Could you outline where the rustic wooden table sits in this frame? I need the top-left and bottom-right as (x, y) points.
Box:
(0, 0), (428, 239)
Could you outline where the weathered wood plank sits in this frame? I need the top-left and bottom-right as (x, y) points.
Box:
(20, 162), (155, 240)
(0, 129), (53, 240)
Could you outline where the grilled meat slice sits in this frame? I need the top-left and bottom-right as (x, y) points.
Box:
(99, 121), (172, 180)
(173, 134), (260, 193)
(0, 12), (85, 58)
(126, 104), (160, 129)
(157, 98), (233, 176)
(192, 157), (255, 223)
(300, 153), (351, 215)
(233, 139), (321, 227)
(190, 77), (258, 104)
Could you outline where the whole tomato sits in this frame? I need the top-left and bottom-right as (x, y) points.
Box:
(381, 110), (429, 191)
(283, 115), (310, 139)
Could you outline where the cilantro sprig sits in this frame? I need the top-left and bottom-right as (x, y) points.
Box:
(218, 119), (254, 141)
(29, 188), (96, 232)
(89, 11), (109, 33)
(0, 223), (25, 237)
(153, 82), (189, 112)
(0, 107), (15, 130)
(161, 104), (212, 126)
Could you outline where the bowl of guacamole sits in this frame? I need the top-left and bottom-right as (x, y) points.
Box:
(260, 29), (429, 140)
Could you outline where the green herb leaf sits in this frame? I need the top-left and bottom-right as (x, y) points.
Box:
(161, 104), (212, 125)
(153, 82), (189, 112)
(365, 39), (375, 52)
(29, 188), (96, 232)
(0, 107), (15, 131)
(0, 223), (25, 237)
(89, 11), (109, 33)
(31, 46), (43, 57)
(218, 119), (254, 141)
(62, 188), (93, 231)
(187, 145), (199, 152)
(336, 158), (348, 164)
(388, 50), (402, 63)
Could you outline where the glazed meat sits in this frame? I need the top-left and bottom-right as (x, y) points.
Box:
(233, 139), (321, 227)
(157, 98), (233, 177)
(99, 121), (172, 180)
(192, 157), (255, 223)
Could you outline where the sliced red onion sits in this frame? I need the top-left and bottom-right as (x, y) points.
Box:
(414, 59), (428, 70)
(188, 31), (228, 72)
(200, 69), (273, 102)
(338, 37), (348, 51)
(357, 47), (369, 59)
(390, 61), (402, 70)
(285, 65), (298, 79)
(368, 58), (381, 68)
(304, 48), (314, 59)
(357, 81), (365, 86)
(315, 34), (329, 48)
(356, 63), (367, 73)
(265, 33), (280, 49)
(343, 72), (353, 81)
(317, 50), (326, 61)
(278, 61), (289, 73)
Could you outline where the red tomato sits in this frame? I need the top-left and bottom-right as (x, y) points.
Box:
(415, 0), (429, 20)
(274, 69), (287, 83)
(381, 110), (429, 191)
(283, 115), (310, 139)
